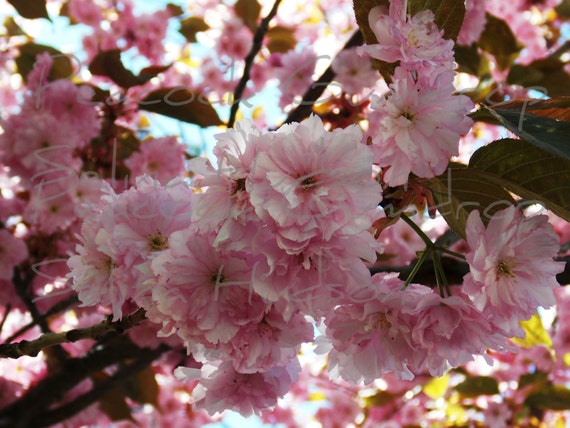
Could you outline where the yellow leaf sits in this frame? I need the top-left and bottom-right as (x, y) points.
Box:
(423, 374), (450, 399)
(511, 313), (552, 349)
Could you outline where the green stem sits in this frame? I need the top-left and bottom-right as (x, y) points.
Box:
(399, 214), (433, 247)
(402, 247), (432, 289)
(435, 246), (466, 260)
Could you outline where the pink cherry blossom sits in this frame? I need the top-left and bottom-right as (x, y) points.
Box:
(249, 115), (382, 252)
(125, 136), (187, 185)
(359, 1), (455, 74)
(0, 229), (28, 280)
(369, 67), (474, 185)
(463, 206), (563, 336)
(176, 359), (300, 417)
(332, 48), (379, 95)
(457, 0), (487, 46)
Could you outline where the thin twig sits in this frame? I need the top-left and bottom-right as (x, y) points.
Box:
(4, 295), (79, 344)
(227, 0), (283, 128)
(0, 308), (147, 359)
(281, 29), (364, 126)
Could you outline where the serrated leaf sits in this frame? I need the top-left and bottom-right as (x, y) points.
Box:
(422, 166), (516, 239)
(179, 17), (209, 43)
(507, 59), (570, 98)
(484, 106), (570, 160)
(478, 13), (521, 71)
(469, 138), (570, 221)
(16, 43), (74, 82)
(353, 0), (396, 81)
(266, 26), (297, 53)
(138, 87), (223, 127)
(7, 0), (49, 20)
(423, 374), (450, 399)
(235, 0), (261, 33)
(408, 0), (465, 41)
(455, 376), (499, 397)
(89, 50), (146, 89)
(525, 386), (570, 410)
(490, 97), (570, 122)
(511, 313), (553, 349)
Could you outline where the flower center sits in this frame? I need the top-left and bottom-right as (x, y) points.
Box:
(496, 258), (516, 279)
(147, 232), (168, 251)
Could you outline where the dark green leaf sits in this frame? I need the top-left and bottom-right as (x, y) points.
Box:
(478, 13), (521, 71)
(138, 87), (223, 127)
(179, 17), (209, 43)
(485, 106), (570, 160)
(166, 3), (185, 17)
(408, 0), (465, 41)
(508, 58), (570, 98)
(353, 0), (395, 81)
(525, 386), (570, 410)
(92, 372), (135, 423)
(489, 97), (570, 121)
(7, 0), (49, 20)
(124, 367), (160, 408)
(556, 0), (570, 18)
(455, 376), (499, 397)
(518, 372), (548, 390)
(422, 166), (516, 239)
(235, 0), (261, 33)
(266, 26), (297, 53)
(3, 16), (27, 36)
(89, 50), (144, 89)
(469, 138), (570, 221)
(454, 44), (490, 77)
(16, 43), (74, 82)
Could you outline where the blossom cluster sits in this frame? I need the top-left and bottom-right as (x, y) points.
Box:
(361, 0), (475, 185)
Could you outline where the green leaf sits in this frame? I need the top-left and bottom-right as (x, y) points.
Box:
(454, 43), (490, 77)
(235, 0), (261, 33)
(518, 371), (548, 390)
(478, 13), (521, 71)
(511, 313), (553, 349)
(3, 16), (27, 37)
(166, 3), (185, 17)
(507, 58), (570, 98)
(15, 43), (74, 83)
(455, 376), (499, 397)
(124, 366), (160, 408)
(89, 50), (144, 89)
(482, 107), (570, 160)
(422, 166), (516, 239)
(266, 26), (297, 53)
(179, 17), (209, 43)
(408, 0), (465, 41)
(489, 97), (570, 121)
(7, 0), (49, 20)
(92, 372), (135, 423)
(138, 87), (223, 127)
(469, 138), (570, 221)
(556, 0), (570, 18)
(525, 386), (570, 410)
(353, 0), (395, 81)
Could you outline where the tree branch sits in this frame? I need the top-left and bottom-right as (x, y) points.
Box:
(0, 308), (147, 359)
(0, 336), (164, 428)
(227, 0), (283, 128)
(281, 29), (364, 126)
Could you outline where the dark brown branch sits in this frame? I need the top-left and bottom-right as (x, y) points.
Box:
(30, 345), (169, 428)
(0, 337), (161, 428)
(281, 29), (364, 126)
(0, 308), (147, 359)
(227, 0), (283, 128)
